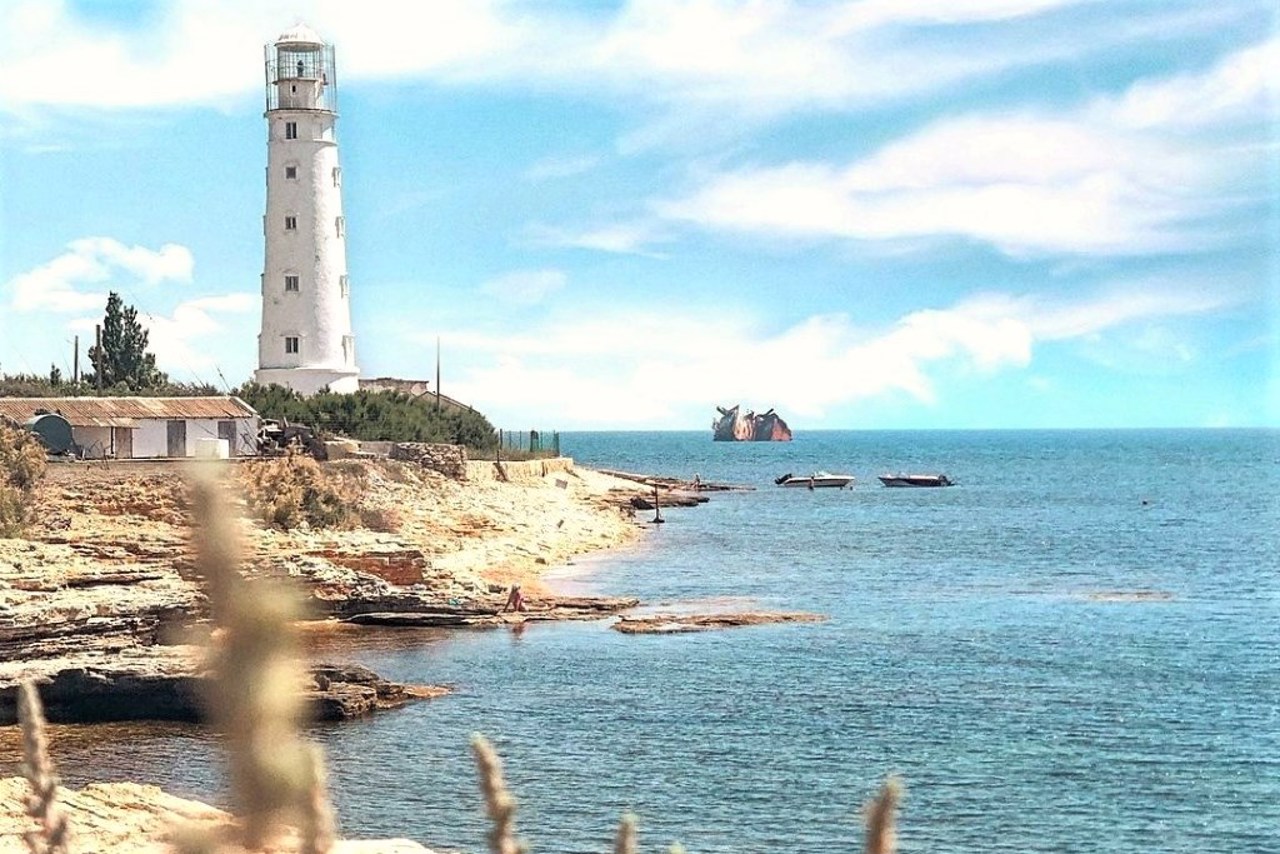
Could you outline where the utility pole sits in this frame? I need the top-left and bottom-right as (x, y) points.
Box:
(94, 324), (102, 393)
(435, 335), (441, 412)
(72, 335), (79, 384)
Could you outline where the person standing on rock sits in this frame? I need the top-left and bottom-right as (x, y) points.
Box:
(503, 584), (527, 613)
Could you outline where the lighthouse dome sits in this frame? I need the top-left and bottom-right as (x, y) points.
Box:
(275, 22), (325, 49)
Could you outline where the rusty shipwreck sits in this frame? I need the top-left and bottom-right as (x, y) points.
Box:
(712, 405), (792, 442)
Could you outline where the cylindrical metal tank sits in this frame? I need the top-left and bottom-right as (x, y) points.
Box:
(22, 412), (73, 455)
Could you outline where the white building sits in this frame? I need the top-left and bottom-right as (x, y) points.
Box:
(0, 397), (259, 459)
(255, 23), (359, 395)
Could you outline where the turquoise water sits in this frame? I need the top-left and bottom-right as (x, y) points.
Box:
(32, 430), (1280, 852)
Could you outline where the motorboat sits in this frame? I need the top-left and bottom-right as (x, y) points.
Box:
(774, 471), (855, 489)
(877, 473), (955, 487)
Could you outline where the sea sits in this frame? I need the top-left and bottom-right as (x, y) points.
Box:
(21, 430), (1280, 853)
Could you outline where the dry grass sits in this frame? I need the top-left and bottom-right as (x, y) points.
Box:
(238, 451), (360, 531)
(180, 471), (329, 852)
(0, 421), (48, 536)
(17, 680), (70, 854)
(471, 735), (527, 854)
(864, 776), (903, 854)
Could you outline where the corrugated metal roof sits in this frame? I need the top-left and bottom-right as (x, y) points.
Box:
(0, 396), (258, 428)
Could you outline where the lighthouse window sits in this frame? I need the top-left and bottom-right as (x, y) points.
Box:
(332, 167), (341, 187)
(285, 337), (300, 355)
(284, 275), (300, 292)
(285, 165), (297, 179)
(285, 121), (297, 140)
(284, 216), (297, 230)
(335, 217), (345, 238)
(339, 275), (349, 297)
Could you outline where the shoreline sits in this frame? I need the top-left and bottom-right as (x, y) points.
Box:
(0, 456), (671, 726)
(0, 455), (687, 851)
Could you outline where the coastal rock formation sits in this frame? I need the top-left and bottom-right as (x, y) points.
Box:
(0, 459), (646, 724)
(612, 611), (826, 634)
(344, 594), (640, 628)
(0, 647), (445, 725)
(0, 777), (439, 853)
(712, 405), (792, 442)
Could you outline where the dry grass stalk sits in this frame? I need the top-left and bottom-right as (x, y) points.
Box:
(471, 734), (527, 854)
(863, 776), (903, 854)
(613, 812), (637, 854)
(17, 680), (70, 854)
(165, 823), (223, 854)
(299, 744), (337, 854)
(190, 472), (318, 850)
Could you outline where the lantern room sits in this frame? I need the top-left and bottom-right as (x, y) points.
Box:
(264, 23), (337, 113)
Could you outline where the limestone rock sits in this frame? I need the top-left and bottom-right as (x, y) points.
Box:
(0, 648), (445, 725)
(0, 777), (439, 854)
(612, 611), (827, 634)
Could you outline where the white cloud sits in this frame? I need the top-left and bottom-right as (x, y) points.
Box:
(477, 269), (566, 305)
(524, 154), (602, 181)
(659, 39), (1275, 256)
(833, 0), (1087, 29)
(7, 237), (194, 313)
(1101, 38), (1280, 130)
(0, 0), (1114, 117)
(523, 220), (671, 256)
(435, 281), (1231, 427)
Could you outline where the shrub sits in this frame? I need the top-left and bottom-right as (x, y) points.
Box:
(235, 383), (499, 452)
(240, 452), (359, 531)
(0, 421), (48, 536)
(358, 505), (403, 533)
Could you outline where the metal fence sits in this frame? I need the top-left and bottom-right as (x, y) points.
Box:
(496, 429), (560, 458)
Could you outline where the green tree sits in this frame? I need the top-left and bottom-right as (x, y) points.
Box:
(86, 292), (168, 391)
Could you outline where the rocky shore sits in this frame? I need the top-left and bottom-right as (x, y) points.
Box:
(0, 457), (657, 725)
(0, 777), (439, 853)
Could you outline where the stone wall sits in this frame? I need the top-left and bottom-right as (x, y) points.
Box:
(388, 442), (468, 479)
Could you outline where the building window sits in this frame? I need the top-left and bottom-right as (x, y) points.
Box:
(339, 274), (349, 297)
(284, 216), (297, 230)
(342, 336), (355, 365)
(285, 165), (297, 179)
(284, 274), (300, 292)
(285, 336), (299, 355)
(285, 121), (297, 140)
(335, 216), (345, 238)
(332, 166), (341, 187)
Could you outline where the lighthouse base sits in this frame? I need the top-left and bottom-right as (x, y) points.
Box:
(254, 366), (360, 396)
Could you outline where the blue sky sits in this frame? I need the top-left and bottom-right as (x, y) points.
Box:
(0, 0), (1276, 429)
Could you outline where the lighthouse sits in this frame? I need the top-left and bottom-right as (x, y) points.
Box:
(254, 24), (359, 395)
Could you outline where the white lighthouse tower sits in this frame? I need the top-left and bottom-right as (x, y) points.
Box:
(255, 24), (359, 395)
